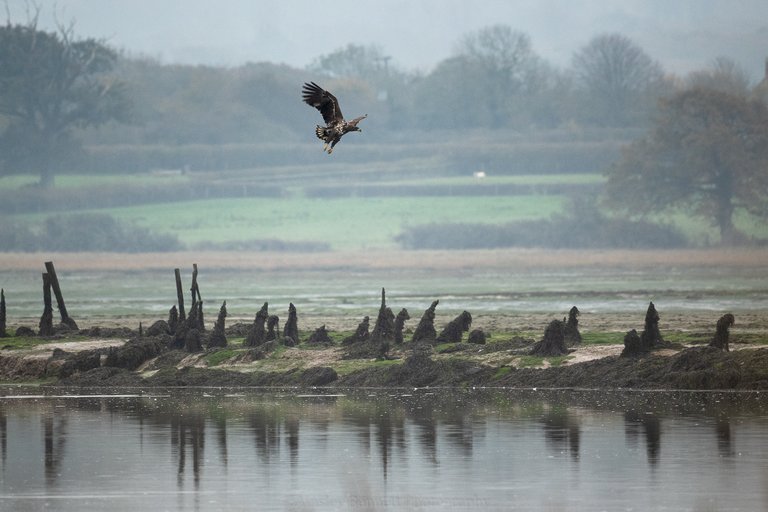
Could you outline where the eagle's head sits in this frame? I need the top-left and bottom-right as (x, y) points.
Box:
(345, 114), (368, 133)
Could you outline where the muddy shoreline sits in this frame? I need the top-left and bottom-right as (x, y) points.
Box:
(2, 248), (767, 390)
(2, 322), (766, 391)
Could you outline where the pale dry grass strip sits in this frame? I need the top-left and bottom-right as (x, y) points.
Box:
(1, 248), (767, 272)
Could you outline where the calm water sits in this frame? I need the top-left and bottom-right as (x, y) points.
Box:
(0, 388), (766, 511)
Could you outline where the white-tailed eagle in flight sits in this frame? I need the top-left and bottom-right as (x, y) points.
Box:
(302, 81), (367, 154)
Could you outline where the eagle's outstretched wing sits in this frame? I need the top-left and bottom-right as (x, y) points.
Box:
(302, 82), (344, 124)
(347, 114), (368, 128)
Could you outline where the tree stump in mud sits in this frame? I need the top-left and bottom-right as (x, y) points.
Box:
(709, 313), (735, 352)
(394, 308), (410, 345)
(207, 301), (228, 349)
(195, 302), (205, 330)
(412, 300), (439, 344)
(0, 289), (7, 338)
(168, 305), (179, 335)
(564, 306), (582, 346)
(170, 320), (188, 350)
(468, 328), (487, 344)
(529, 319), (569, 357)
(437, 310), (472, 344)
(371, 288), (396, 342)
(307, 325), (333, 345)
(186, 300), (201, 335)
(245, 302), (269, 347)
(184, 328), (203, 353)
(641, 301), (667, 350)
(146, 319), (171, 337)
(39, 273), (54, 337)
(283, 303), (299, 347)
(343, 316), (370, 345)
(620, 329), (646, 358)
(266, 315), (280, 342)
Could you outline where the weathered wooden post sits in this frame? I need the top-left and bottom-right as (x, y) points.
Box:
(174, 268), (186, 321)
(189, 264), (204, 330)
(44, 261), (77, 329)
(39, 273), (54, 336)
(190, 263), (202, 303)
(0, 288), (7, 338)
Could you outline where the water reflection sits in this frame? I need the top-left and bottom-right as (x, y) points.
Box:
(171, 412), (205, 489)
(541, 405), (580, 461)
(716, 416), (733, 458)
(0, 389), (766, 511)
(43, 411), (68, 485)
(625, 410), (661, 466)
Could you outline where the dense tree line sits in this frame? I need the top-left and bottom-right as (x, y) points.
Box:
(7, 17), (760, 182)
(93, 26), (674, 143)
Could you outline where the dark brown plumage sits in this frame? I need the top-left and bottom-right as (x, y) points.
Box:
(302, 81), (367, 154)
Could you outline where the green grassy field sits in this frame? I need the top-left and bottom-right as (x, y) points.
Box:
(3, 171), (570, 250)
(105, 194), (565, 250)
(3, 170), (767, 250)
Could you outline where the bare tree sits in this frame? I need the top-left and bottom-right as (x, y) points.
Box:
(0, 6), (129, 186)
(686, 56), (752, 96)
(572, 33), (665, 126)
(455, 25), (544, 128)
(308, 43), (390, 80)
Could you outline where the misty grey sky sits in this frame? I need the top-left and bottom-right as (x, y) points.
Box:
(8, 0), (768, 80)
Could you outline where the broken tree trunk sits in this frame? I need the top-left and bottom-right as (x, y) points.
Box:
(174, 268), (186, 322)
(44, 261), (77, 330)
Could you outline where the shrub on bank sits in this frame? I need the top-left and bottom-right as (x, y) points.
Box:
(395, 205), (688, 250)
(0, 213), (182, 252)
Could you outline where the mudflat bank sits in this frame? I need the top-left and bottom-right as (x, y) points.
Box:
(1, 319), (766, 391)
(1, 249), (766, 390)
